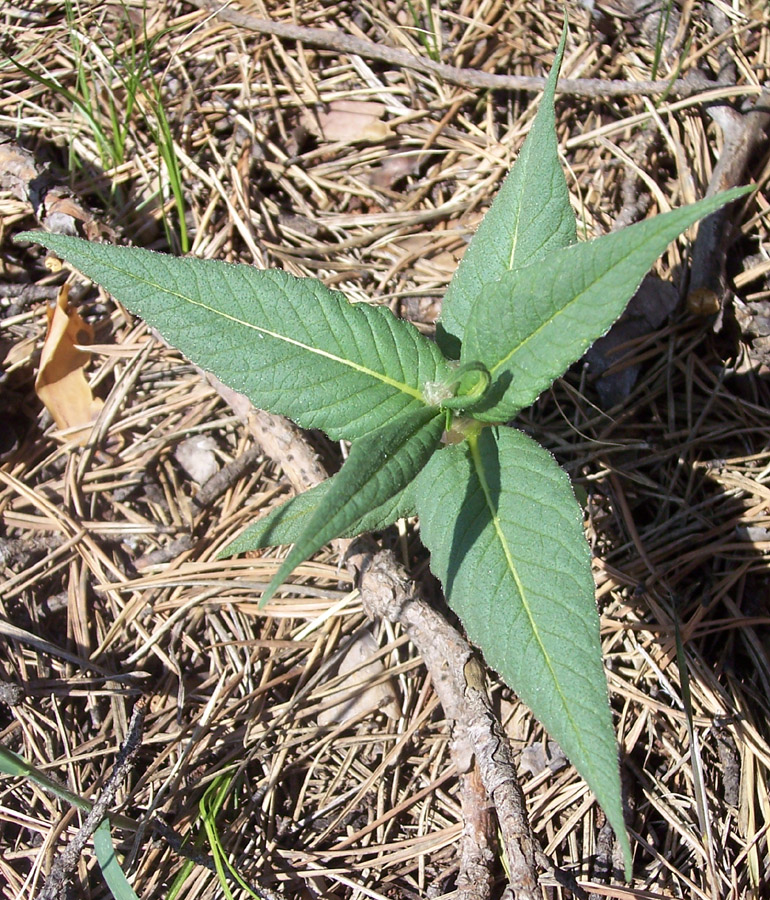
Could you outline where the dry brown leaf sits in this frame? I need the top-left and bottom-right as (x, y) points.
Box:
(734, 297), (770, 368)
(317, 629), (400, 726)
(303, 100), (392, 144)
(175, 434), (220, 484)
(35, 283), (103, 443)
(365, 152), (423, 189)
(41, 189), (92, 237)
(0, 139), (39, 202)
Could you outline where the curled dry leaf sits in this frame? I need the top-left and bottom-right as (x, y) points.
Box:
(734, 296), (770, 368)
(364, 152), (423, 190)
(317, 629), (400, 726)
(174, 434), (220, 484)
(35, 284), (103, 444)
(41, 190), (93, 238)
(519, 741), (567, 777)
(302, 100), (392, 144)
(0, 139), (39, 203)
(0, 137), (95, 231)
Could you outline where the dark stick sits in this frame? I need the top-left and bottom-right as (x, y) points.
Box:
(191, 444), (263, 511)
(38, 697), (148, 900)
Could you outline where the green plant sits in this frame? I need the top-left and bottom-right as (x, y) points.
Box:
(406, 0), (441, 63)
(165, 771), (261, 900)
(0, 745), (139, 900)
(17, 28), (750, 877)
(9, 0), (188, 252)
(650, 0), (674, 81)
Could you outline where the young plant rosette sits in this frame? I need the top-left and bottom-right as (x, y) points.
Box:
(17, 27), (751, 878)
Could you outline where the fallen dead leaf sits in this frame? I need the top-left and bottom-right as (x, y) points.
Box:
(318, 629), (400, 726)
(734, 296), (770, 368)
(35, 283), (103, 444)
(519, 741), (567, 777)
(0, 138), (40, 203)
(175, 434), (220, 484)
(365, 152), (423, 189)
(41, 189), (92, 237)
(303, 100), (392, 144)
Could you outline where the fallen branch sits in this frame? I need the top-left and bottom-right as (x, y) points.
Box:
(347, 543), (541, 900)
(186, 0), (743, 100)
(210, 377), (543, 897)
(38, 697), (147, 900)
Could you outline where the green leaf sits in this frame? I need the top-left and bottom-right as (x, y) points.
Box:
(415, 426), (631, 872)
(94, 820), (141, 900)
(15, 233), (449, 441)
(461, 185), (753, 422)
(0, 746), (139, 899)
(437, 25), (576, 358)
(221, 478), (415, 556)
(262, 406), (444, 605)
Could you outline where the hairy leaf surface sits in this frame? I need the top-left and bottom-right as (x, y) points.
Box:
(261, 406), (444, 605)
(461, 185), (752, 421)
(415, 426), (630, 867)
(221, 479), (415, 556)
(437, 26), (575, 358)
(16, 234), (449, 441)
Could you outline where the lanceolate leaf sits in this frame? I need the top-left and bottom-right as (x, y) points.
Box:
(415, 426), (630, 869)
(461, 185), (752, 422)
(16, 233), (449, 441)
(220, 478), (415, 557)
(261, 406), (444, 605)
(437, 25), (576, 358)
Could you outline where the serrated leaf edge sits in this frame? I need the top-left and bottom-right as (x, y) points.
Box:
(467, 430), (586, 750)
(504, 26), (566, 271)
(259, 407), (444, 607)
(16, 234), (427, 402)
(472, 186), (753, 384)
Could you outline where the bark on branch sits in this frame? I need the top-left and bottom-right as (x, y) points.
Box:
(186, 0), (755, 101)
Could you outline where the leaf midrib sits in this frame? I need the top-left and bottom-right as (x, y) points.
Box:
(487, 237), (636, 378)
(468, 432), (588, 756)
(98, 257), (426, 402)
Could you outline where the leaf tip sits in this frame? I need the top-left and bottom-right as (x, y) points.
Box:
(258, 580), (279, 610)
(14, 230), (42, 245)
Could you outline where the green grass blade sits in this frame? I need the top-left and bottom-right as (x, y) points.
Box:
(0, 745), (138, 828)
(0, 744), (90, 812)
(9, 56), (113, 168)
(93, 820), (140, 900)
(200, 774), (263, 900)
(1, 745), (139, 898)
(164, 858), (196, 900)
